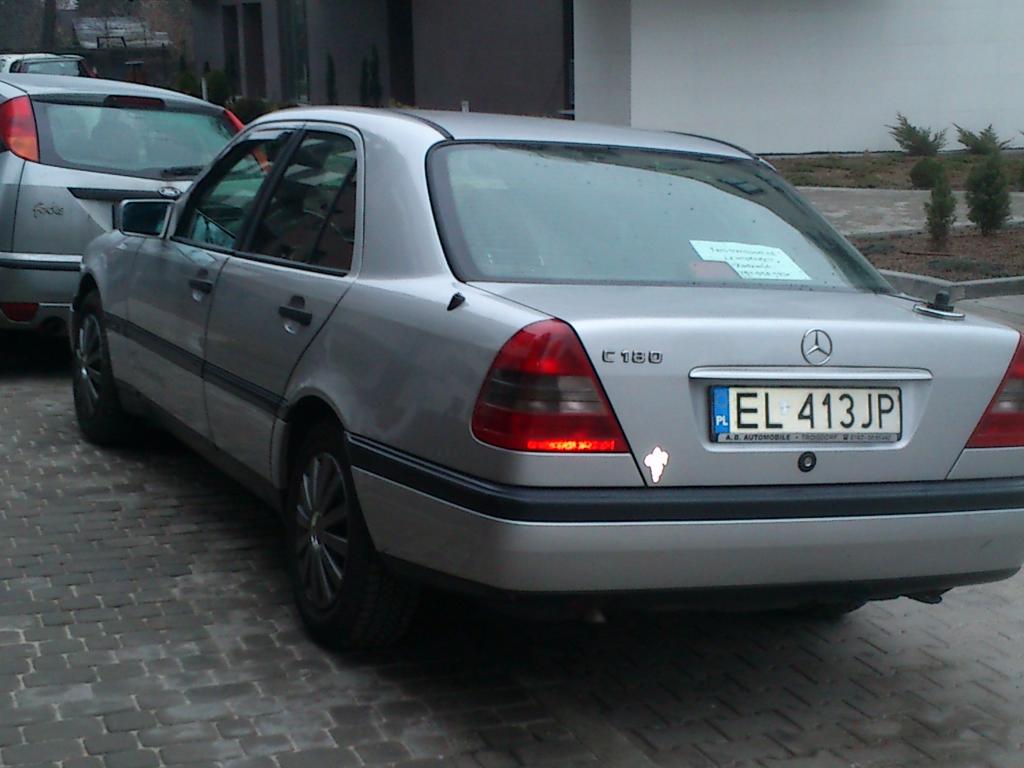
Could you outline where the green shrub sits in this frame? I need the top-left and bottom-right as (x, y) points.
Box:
(326, 53), (337, 104)
(925, 166), (956, 248)
(204, 69), (231, 106)
(887, 113), (946, 156)
(955, 124), (1011, 155)
(359, 45), (381, 107)
(228, 97), (272, 124)
(966, 153), (1011, 235)
(175, 69), (200, 98)
(910, 157), (944, 189)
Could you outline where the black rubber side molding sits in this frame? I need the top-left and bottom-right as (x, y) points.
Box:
(347, 434), (1024, 524)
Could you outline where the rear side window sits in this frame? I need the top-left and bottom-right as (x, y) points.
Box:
(178, 133), (291, 249)
(33, 101), (235, 179)
(247, 132), (358, 272)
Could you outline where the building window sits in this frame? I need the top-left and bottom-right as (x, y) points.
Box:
(279, 0), (310, 103)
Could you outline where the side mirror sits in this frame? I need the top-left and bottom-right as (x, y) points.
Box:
(116, 199), (173, 237)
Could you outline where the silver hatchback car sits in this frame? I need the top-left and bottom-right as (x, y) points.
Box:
(0, 74), (239, 333)
(72, 108), (1024, 648)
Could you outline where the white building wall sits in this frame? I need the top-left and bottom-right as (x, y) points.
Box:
(581, 0), (1024, 154)
(574, 0), (631, 125)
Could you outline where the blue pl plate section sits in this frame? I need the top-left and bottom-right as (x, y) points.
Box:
(711, 386), (731, 435)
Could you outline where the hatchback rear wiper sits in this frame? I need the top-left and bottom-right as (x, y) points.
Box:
(160, 165), (204, 179)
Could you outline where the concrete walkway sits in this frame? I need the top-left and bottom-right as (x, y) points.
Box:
(799, 186), (1024, 236)
(795, 187), (1024, 325)
(960, 294), (1024, 329)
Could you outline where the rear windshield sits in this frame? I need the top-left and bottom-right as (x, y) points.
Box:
(33, 101), (235, 179)
(428, 143), (891, 292)
(18, 59), (82, 76)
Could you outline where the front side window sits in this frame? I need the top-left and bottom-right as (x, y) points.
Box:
(178, 133), (292, 249)
(428, 143), (891, 292)
(33, 101), (236, 179)
(248, 132), (358, 271)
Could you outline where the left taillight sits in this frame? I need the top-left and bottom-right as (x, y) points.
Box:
(967, 335), (1024, 448)
(471, 319), (629, 453)
(0, 96), (39, 163)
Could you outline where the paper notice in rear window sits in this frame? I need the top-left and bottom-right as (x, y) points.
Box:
(690, 240), (811, 281)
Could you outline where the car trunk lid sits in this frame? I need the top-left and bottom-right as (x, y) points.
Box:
(12, 164), (186, 255)
(474, 283), (1020, 487)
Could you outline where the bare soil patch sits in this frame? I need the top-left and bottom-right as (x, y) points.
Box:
(770, 151), (1024, 191)
(851, 227), (1024, 281)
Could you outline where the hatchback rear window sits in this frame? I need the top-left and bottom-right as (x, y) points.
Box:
(33, 101), (235, 179)
(18, 59), (82, 76)
(428, 143), (891, 292)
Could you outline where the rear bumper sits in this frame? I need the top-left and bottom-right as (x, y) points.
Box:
(0, 253), (79, 330)
(349, 436), (1024, 595)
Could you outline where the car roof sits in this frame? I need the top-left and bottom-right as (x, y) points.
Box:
(1, 53), (80, 60)
(251, 106), (754, 160)
(0, 73), (215, 110)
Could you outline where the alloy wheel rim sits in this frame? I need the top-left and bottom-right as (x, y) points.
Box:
(295, 452), (350, 611)
(75, 315), (103, 416)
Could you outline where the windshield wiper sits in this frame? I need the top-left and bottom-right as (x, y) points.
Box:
(160, 165), (204, 179)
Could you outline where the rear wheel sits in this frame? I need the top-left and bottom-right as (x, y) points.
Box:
(287, 423), (419, 649)
(72, 291), (134, 445)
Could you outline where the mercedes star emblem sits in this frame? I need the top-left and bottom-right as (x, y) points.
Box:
(801, 329), (833, 366)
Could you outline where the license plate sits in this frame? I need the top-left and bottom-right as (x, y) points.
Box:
(710, 386), (901, 443)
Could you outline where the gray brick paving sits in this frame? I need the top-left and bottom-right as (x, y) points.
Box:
(3, 332), (1024, 767)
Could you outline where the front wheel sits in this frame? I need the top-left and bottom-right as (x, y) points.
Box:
(287, 423), (419, 649)
(71, 291), (135, 445)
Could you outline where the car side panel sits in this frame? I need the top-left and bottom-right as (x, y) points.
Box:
(279, 278), (644, 490)
(76, 231), (147, 380)
(0, 153), (24, 251)
(274, 116), (644, 489)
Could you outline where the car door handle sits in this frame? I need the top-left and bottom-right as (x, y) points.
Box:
(278, 305), (312, 326)
(188, 278), (214, 294)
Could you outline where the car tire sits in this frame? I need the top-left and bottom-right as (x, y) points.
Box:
(287, 422), (419, 650)
(71, 291), (135, 445)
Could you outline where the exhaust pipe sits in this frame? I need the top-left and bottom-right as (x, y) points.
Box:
(907, 591), (946, 605)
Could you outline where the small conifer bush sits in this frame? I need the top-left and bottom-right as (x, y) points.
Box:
(955, 124), (1012, 155)
(966, 153), (1011, 235)
(925, 166), (956, 248)
(887, 113), (946, 156)
(910, 157), (943, 189)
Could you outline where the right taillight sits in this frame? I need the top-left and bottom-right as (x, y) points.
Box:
(471, 319), (629, 453)
(0, 96), (39, 163)
(968, 335), (1024, 448)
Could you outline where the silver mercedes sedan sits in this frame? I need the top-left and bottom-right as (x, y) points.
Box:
(71, 108), (1024, 649)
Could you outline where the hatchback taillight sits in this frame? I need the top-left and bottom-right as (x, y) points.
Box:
(471, 319), (629, 453)
(968, 335), (1024, 448)
(0, 303), (39, 323)
(0, 96), (39, 162)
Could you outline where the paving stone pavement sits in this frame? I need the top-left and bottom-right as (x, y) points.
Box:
(3, 332), (1024, 768)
